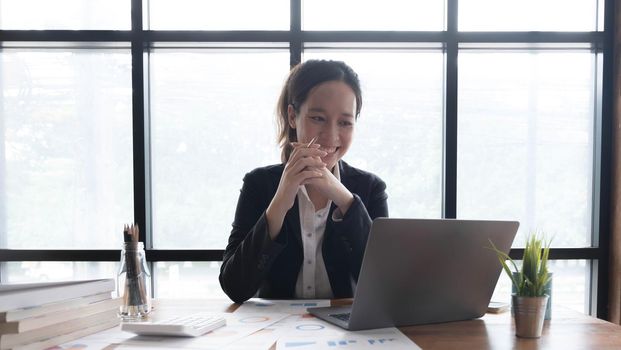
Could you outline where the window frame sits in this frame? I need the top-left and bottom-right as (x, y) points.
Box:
(0, 0), (614, 319)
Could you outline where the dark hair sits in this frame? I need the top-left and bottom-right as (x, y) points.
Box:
(276, 59), (362, 162)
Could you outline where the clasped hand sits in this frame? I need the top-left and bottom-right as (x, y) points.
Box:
(266, 141), (354, 239)
(278, 142), (333, 207)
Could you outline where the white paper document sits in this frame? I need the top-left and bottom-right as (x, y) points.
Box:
(56, 311), (289, 350)
(53, 326), (135, 349)
(234, 298), (331, 315)
(225, 300), (336, 349)
(218, 328), (280, 350)
(276, 327), (421, 350)
(235, 306), (420, 350)
(266, 313), (346, 337)
(54, 300), (420, 350)
(229, 313), (344, 350)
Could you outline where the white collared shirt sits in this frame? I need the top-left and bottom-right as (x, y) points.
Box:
(293, 166), (341, 299)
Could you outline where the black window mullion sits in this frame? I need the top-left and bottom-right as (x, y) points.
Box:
(0, 247), (601, 262)
(0, 250), (121, 262)
(131, 0), (156, 295)
(131, 0), (148, 245)
(456, 31), (602, 43)
(443, 0), (458, 219)
(290, 0), (302, 66)
(594, 0), (614, 320)
(0, 30), (131, 42)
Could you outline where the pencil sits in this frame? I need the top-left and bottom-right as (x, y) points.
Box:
(306, 136), (318, 148)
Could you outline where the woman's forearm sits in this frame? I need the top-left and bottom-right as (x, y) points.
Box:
(266, 197), (288, 240)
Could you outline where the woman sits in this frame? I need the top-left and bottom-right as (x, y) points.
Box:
(219, 59), (388, 303)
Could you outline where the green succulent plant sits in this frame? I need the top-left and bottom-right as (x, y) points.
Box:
(489, 234), (551, 297)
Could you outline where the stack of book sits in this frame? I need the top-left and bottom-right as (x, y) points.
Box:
(0, 279), (120, 350)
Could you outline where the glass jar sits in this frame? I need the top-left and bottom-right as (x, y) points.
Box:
(117, 242), (152, 320)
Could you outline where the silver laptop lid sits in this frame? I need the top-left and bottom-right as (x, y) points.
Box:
(348, 218), (518, 329)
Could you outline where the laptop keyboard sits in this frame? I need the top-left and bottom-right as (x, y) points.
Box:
(329, 313), (351, 322)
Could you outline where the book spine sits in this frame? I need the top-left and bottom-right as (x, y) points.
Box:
(10, 319), (119, 350)
(0, 280), (115, 313)
(0, 309), (119, 349)
(1, 293), (112, 322)
(0, 298), (121, 335)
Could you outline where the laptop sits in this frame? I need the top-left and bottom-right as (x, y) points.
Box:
(307, 218), (519, 330)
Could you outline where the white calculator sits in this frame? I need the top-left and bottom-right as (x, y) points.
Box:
(121, 314), (226, 337)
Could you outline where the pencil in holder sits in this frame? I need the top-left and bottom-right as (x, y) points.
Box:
(118, 240), (152, 320)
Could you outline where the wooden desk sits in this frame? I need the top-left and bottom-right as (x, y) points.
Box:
(148, 300), (621, 350)
(401, 308), (621, 349)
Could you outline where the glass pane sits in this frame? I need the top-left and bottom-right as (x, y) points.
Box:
(304, 50), (444, 218)
(303, 0), (444, 30)
(154, 262), (226, 298)
(457, 51), (594, 248)
(459, 0), (597, 31)
(150, 48), (288, 249)
(0, 0), (129, 29)
(491, 260), (589, 314)
(1, 262), (119, 285)
(148, 0), (289, 30)
(1, 48), (133, 249)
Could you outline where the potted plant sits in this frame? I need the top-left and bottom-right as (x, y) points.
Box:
(489, 234), (551, 338)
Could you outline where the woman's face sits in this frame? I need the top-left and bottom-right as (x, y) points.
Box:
(288, 80), (357, 170)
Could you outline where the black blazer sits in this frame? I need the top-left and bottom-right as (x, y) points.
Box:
(219, 160), (388, 303)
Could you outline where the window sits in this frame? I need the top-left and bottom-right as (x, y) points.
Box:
(1, 262), (118, 284)
(148, 0), (289, 30)
(303, 0), (444, 31)
(458, 50), (595, 248)
(154, 262), (225, 298)
(459, 0), (598, 31)
(150, 47), (288, 248)
(0, 0), (613, 319)
(0, 0), (130, 30)
(1, 46), (133, 249)
(304, 48), (444, 218)
(491, 260), (589, 313)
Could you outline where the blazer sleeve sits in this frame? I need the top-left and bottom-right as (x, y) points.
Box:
(331, 176), (388, 281)
(219, 171), (287, 303)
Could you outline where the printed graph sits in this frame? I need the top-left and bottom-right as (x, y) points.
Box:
(327, 339), (358, 347)
(238, 316), (270, 323)
(282, 337), (405, 348)
(295, 324), (325, 331)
